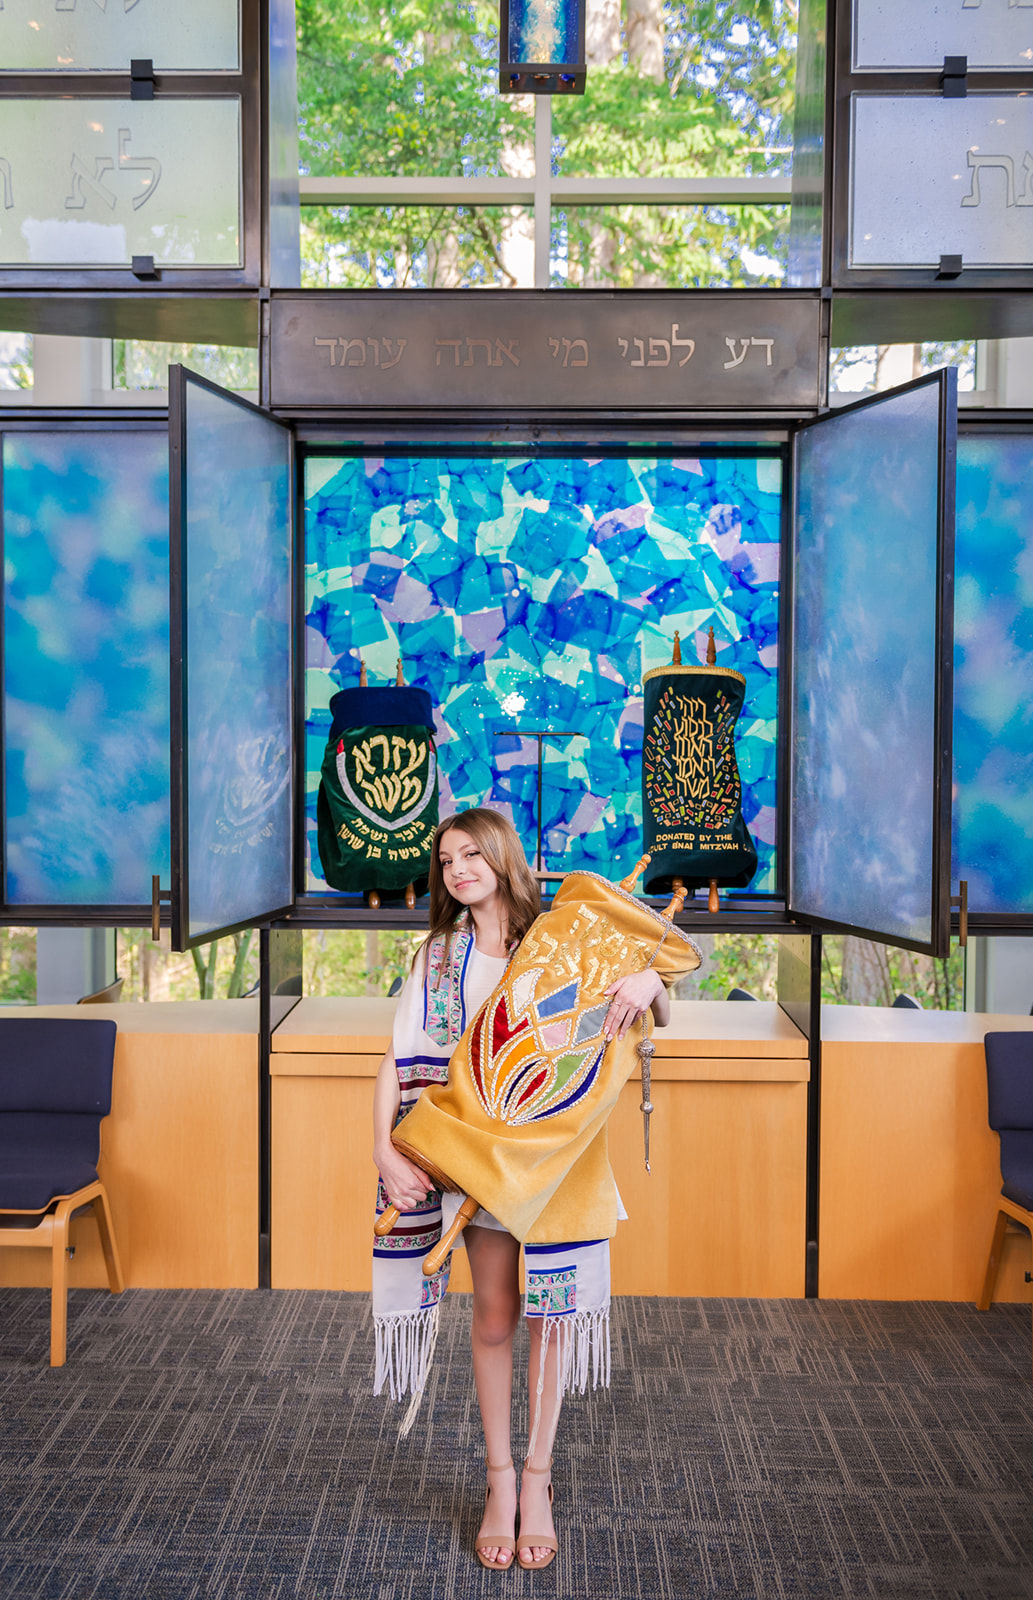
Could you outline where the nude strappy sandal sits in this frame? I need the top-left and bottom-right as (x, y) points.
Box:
(475, 1459), (516, 1571)
(517, 1460), (557, 1571)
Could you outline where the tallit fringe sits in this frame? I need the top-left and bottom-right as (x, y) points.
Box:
(560, 1305), (611, 1395)
(526, 1307), (611, 1462)
(373, 1305), (442, 1434)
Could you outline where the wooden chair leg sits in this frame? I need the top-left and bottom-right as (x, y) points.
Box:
(92, 1184), (124, 1295)
(50, 1198), (74, 1367)
(978, 1209), (1009, 1310)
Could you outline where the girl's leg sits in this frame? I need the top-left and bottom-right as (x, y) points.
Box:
(466, 1225), (521, 1567)
(519, 1318), (562, 1565)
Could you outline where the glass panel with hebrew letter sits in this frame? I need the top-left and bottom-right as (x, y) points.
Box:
(0, 100), (241, 268)
(182, 379), (292, 942)
(792, 379), (948, 948)
(2, 429), (170, 906)
(853, 0), (1033, 72)
(0, 0), (239, 73)
(850, 95), (1033, 271)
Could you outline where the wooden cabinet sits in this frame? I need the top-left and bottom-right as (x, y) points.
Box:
(270, 998), (810, 1297)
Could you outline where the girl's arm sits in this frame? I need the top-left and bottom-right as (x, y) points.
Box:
(372, 1044), (432, 1210)
(602, 969), (670, 1040)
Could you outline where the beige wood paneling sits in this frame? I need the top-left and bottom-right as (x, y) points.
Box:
(820, 1011), (1033, 1304)
(0, 1023), (258, 1291)
(270, 1073), (474, 1293)
(272, 1056), (806, 1297)
(610, 1076), (807, 1296)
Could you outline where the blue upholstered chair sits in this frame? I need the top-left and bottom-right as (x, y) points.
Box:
(0, 1017), (124, 1365)
(978, 1031), (1033, 1375)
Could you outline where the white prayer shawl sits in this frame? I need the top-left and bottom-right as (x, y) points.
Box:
(372, 924), (611, 1433)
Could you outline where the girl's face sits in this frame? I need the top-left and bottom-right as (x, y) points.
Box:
(438, 828), (500, 913)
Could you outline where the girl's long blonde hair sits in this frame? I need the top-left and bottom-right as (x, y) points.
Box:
(425, 808), (540, 959)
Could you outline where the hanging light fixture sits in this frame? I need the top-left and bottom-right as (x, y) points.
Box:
(499, 0), (586, 95)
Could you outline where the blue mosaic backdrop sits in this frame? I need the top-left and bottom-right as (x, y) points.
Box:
(954, 433), (1033, 914)
(2, 429), (170, 905)
(304, 453), (782, 894)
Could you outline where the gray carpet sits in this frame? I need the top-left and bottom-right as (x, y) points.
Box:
(1, 1288), (1032, 1599)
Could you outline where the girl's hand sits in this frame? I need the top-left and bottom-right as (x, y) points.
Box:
(602, 970), (665, 1040)
(376, 1145), (433, 1212)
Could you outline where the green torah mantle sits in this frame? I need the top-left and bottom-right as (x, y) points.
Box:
(317, 684), (439, 896)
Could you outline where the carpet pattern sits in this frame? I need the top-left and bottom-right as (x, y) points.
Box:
(1, 1289), (1032, 1600)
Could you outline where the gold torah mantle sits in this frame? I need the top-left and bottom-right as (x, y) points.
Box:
(393, 872), (702, 1244)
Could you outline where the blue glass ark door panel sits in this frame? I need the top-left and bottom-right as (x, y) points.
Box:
(790, 371), (956, 956)
(954, 433), (1033, 915)
(2, 428), (170, 907)
(170, 369), (293, 949)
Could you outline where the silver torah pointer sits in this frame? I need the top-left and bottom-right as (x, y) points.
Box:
(638, 1029), (655, 1173)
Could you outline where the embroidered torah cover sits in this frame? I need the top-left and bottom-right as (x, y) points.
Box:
(393, 871), (702, 1244)
(316, 684), (438, 896)
(641, 663), (758, 895)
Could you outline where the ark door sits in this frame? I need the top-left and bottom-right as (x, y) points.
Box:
(168, 366), (295, 952)
(787, 369), (957, 957)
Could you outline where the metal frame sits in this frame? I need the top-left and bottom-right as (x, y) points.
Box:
(292, 432), (792, 921)
(786, 368), (957, 958)
(0, 411), (168, 928)
(0, 0), (261, 293)
(831, 0), (1033, 292)
(168, 363), (295, 951)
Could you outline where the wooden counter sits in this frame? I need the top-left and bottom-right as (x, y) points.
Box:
(0, 1001), (259, 1291)
(270, 998), (810, 1297)
(819, 1006), (1033, 1304)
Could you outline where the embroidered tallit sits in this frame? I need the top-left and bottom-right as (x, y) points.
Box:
(372, 917), (613, 1427)
(372, 927), (505, 1415)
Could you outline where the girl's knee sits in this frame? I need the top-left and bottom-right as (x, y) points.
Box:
(473, 1296), (521, 1346)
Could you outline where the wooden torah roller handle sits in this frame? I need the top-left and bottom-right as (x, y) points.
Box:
(374, 1205), (401, 1237)
(373, 1139), (468, 1255)
(373, 1193), (481, 1276)
(423, 1195), (480, 1276)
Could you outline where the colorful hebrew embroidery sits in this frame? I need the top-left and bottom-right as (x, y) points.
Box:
(526, 1266), (578, 1316)
(419, 1273), (447, 1309)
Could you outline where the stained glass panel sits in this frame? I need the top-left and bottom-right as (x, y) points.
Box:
(2, 429), (170, 905)
(304, 452), (782, 895)
(507, 0), (579, 64)
(954, 434), (1033, 915)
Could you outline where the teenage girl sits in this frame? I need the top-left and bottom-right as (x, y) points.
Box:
(373, 808), (668, 1570)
